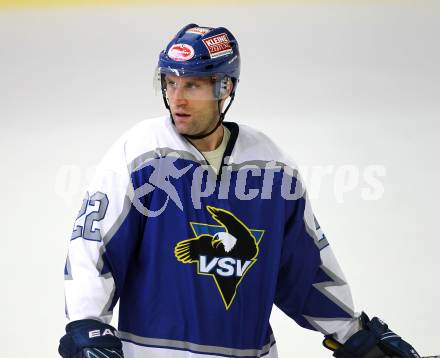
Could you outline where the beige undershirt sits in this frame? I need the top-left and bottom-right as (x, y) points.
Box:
(201, 126), (231, 174)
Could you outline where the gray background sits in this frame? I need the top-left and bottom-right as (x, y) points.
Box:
(1, 1), (439, 357)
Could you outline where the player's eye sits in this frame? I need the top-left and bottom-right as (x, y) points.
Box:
(186, 82), (200, 89)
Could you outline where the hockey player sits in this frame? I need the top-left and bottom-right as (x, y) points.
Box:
(59, 24), (421, 358)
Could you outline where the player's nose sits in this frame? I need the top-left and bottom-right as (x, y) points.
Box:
(172, 86), (188, 103)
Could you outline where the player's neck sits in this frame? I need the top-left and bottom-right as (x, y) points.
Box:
(189, 125), (224, 152)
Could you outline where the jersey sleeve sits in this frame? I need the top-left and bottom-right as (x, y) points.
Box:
(274, 185), (360, 343)
(64, 136), (144, 324)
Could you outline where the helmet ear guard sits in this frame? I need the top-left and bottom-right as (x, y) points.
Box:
(214, 76), (232, 99)
(160, 73), (167, 95)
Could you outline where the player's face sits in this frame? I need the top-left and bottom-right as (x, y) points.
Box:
(165, 75), (220, 136)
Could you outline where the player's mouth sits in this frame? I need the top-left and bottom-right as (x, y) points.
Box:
(174, 112), (191, 120)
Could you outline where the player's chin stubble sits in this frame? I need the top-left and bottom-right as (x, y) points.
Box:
(177, 114), (218, 137)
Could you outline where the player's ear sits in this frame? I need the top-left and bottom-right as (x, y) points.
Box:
(220, 78), (234, 100)
(225, 78), (234, 98)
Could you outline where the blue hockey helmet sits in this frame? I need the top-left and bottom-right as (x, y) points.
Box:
(156, 23), (241, 99)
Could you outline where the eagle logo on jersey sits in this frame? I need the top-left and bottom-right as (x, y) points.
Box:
(174, 206), (264, 310)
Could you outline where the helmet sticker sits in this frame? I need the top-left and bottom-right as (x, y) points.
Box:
(168, 44), (195, 62)
(202, 33), (233, 59)
(186, 27), (211, 35)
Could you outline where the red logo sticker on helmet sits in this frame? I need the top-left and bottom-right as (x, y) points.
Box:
(186, 27), (211, 35)
(168, 44), (195, 62)
(202, 33), (233, 59)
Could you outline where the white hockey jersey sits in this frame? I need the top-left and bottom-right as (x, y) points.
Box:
(64, 116), (359, 357)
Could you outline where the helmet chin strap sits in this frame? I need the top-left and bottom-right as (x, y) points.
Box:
(163, 92), (236, 141)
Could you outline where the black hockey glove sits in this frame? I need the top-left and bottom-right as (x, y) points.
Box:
(323, 312), (420, 358)
(59, 319), (124, 358)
